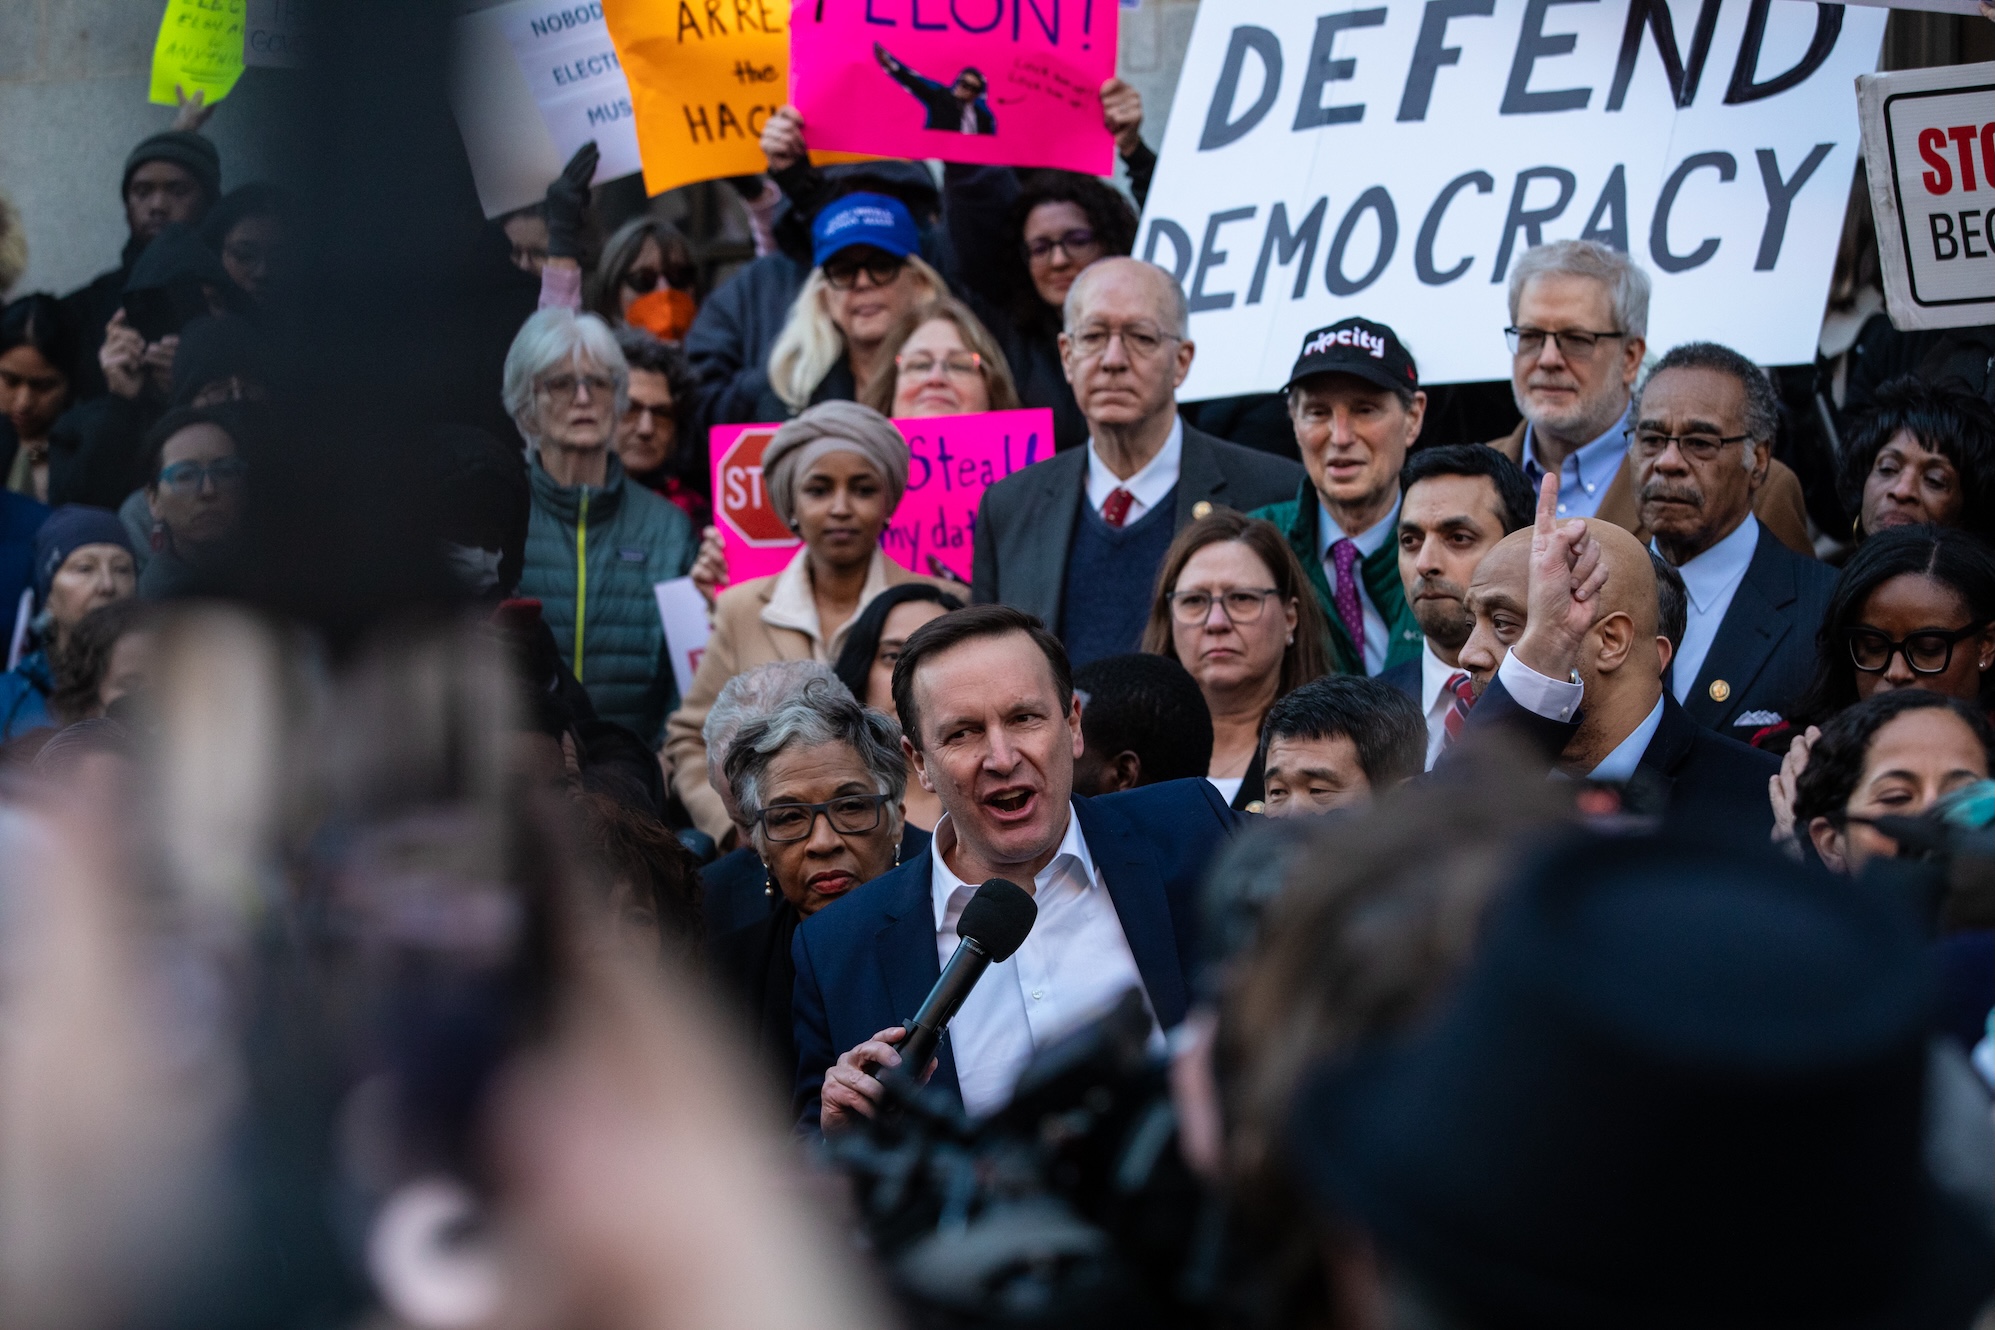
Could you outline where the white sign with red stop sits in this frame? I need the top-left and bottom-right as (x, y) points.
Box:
(1861, 60), (1995, 329)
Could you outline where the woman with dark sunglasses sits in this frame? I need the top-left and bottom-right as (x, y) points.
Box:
(589, 216), (700, 341)
(1766, 524), (1995, 841)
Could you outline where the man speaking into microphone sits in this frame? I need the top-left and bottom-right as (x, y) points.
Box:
(792, 604), (1242, 1130)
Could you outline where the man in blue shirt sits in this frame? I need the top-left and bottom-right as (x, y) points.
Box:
(1485, 239), (1813, 554)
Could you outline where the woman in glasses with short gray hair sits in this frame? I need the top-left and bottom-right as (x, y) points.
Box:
(713, 676), (909, 1079)
(506, 307), (697, 746)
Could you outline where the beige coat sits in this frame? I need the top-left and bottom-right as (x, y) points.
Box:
(664, 547), (960, 844)
(1486, 419), (1814, 556)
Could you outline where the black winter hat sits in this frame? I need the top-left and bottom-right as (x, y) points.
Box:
(123, 130), (221, 202)
(1288, 830), (1993, 1330)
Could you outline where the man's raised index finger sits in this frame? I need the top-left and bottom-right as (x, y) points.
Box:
(1535, 473), (1560, 534)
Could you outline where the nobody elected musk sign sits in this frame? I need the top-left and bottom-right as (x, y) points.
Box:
(1858, 60), (1995, 330)
(1139, 0), (1886, 396)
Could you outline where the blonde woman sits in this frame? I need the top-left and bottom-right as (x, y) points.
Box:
(860, 296), (1022, 419)
(753, 193), (944, 420)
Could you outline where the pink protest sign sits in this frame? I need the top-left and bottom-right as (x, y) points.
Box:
(709, 408), (1056, 586)
(789, 0), (1116, 173)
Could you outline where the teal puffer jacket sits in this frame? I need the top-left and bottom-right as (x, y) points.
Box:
(520, 454), (697, 745)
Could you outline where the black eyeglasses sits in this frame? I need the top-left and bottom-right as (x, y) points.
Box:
(1631, 430), (1754, 462)
(1846, 623), (1989, 675)
(1504, 326), (1627, 359)
(753, 793), (892, 842)
(823, 255), (906, 291)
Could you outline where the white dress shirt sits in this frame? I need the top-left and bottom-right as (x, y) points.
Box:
(1085, 418), (1183, 525)
(1588, 696), (1665, 782)
(1520, 409), (1633, 520)
(1418, 639), (1469, 771)
(929, 807), (1158, 1118)
(1316, 495), (1401, 674)
(1497, 653), (1665, 781)
(1660, 514), (1760, 704)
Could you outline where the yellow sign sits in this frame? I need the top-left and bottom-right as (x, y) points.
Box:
(149, 0), (247, 107)
(602, 0), (791, 197)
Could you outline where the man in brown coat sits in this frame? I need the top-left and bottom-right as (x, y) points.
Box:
(1485, 239), (1811, 555)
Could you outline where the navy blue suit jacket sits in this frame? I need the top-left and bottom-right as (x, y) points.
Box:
(1668, 525), (1836, 736)
(1456, 676), (1779, 841)
(1378, 657), (1421, 704)
(790, 778), (1239, 1127)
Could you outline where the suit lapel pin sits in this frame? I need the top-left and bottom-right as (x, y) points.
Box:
(1708, 679), (1731, 703)
(1191, 500), (1213, 520)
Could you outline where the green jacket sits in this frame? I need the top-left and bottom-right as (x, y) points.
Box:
(521, 454), (697, 745)
(1250, 484), (1421, 677)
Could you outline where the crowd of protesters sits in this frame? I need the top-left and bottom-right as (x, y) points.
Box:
(6, 40), (1995, 1330)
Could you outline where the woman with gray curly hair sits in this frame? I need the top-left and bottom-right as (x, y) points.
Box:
(506, 307), (697, 746)
(712, 676), (911, 1079)
(665, 399), (960, 845)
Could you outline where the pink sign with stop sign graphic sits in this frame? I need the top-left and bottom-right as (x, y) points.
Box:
(708, 408), (1056, 587)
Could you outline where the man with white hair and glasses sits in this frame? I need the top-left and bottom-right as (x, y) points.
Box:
(1486, 239), (1812, 555)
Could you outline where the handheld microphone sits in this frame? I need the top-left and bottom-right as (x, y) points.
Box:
(898, 877), (1037, 1074)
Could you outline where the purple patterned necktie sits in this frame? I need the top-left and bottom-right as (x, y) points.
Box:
(1329, 538), (1364, 652)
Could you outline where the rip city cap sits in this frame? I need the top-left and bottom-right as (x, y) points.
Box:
(1285, 318), (1419, 395)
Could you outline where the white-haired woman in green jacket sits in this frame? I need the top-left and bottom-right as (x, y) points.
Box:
(507, 306), (696, 745)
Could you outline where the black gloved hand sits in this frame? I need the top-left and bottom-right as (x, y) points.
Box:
(545, 140), (598, 260)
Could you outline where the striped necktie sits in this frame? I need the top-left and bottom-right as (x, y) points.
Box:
(1442, 672), (1475, 746)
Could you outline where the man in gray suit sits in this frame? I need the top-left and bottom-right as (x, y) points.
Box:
(970, 257), (1302, 668)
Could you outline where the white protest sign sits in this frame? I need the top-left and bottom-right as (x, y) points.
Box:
(1859, 60), (1995, 329)
(654, 576), (712, 699)
(1139, 1), (1886, 395)
(449, 0), (640, 219)
(497, 2), (642, 182)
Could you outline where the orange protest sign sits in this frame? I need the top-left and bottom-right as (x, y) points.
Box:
(601, 0), (788, 197)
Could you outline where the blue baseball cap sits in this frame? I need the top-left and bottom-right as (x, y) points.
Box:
(811, 192), (920, 268)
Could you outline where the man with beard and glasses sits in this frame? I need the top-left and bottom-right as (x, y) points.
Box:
(1381, 445), (1534, 768)
(1485, 239), (1812, 555)
(1634, 343), (1835, 737)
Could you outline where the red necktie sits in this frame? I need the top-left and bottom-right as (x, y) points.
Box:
(1442, 672), (1475, 746)
(1101, 487), (1134, 529)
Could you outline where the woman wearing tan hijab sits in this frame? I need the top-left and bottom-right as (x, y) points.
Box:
(665, 401), (960, 846)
